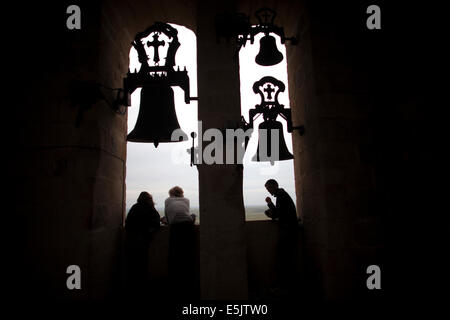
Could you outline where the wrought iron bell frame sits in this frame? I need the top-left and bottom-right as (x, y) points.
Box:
(122, 22), (198, 105)
(243, 76), (303, 133)
(242, 76), (305, 156)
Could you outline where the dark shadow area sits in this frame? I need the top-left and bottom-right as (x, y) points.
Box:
(168, 222), (200, 300)
(120, 224), (200, 302)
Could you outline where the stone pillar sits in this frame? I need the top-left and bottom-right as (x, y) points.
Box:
(11, 1), (127, 299)
(286, 1), (386, 299)
(196, 1), (248, 299)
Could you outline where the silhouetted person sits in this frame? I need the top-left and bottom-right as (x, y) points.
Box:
(124, 191), (160, 298)
(264, 179), (300, 299)
(164, 186), (197, 299)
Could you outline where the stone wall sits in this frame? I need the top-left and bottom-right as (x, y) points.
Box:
(284, 0), (387, 299)
(144, 221), (299, 300)
(11, 1), (126, 299)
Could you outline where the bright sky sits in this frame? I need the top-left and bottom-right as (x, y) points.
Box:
(126, 24), (296, 213)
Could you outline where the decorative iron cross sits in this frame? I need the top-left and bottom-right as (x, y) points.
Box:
(248, 76), (287, 124)
(147, 33), (165, 63)
(264, 84), (275, 100)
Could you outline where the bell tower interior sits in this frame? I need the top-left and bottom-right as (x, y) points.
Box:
(9, 0), (444, 309)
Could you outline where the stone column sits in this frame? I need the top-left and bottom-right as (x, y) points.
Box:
(196, 1), (248, 299)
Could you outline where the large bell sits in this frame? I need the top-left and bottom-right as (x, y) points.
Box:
(127, 83), (187, 147)
(255, 34), (284, 66)
(252, 120), (293, 163)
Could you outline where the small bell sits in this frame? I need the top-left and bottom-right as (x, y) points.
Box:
(255, 34), (283, 66)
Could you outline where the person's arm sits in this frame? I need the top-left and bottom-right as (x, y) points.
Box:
(185, 198), (193, 221)
(150, 208), (161, 230)
(265, 197), (279, 219)
(164, 198), (170, 224)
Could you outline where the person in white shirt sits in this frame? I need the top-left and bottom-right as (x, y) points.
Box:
(163, 186), (196, 225)
(164, 186), (197, 299)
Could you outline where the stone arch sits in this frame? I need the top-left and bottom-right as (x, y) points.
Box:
(125, 22), (199, 215)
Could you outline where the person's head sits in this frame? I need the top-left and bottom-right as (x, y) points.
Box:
(169, 186), (184, 198)
(137, 191), (155, 206)
(265, 179), (279, 195)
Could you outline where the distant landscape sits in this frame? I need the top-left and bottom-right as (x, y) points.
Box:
(126, 205), (270, 223)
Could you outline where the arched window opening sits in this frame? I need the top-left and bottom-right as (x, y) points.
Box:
(126, 23), (199, 223)
(239, 32), (297, 221)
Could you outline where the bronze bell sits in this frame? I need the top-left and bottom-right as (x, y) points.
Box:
(127, 83), (187, 147)
(252, 120), (293, 162)
(255, 34), (284, 66)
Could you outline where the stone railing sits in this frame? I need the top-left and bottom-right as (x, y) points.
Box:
(141, 219), (301, 299)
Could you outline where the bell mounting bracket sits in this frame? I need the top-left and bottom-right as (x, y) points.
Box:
(238, 8), (298, 51)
